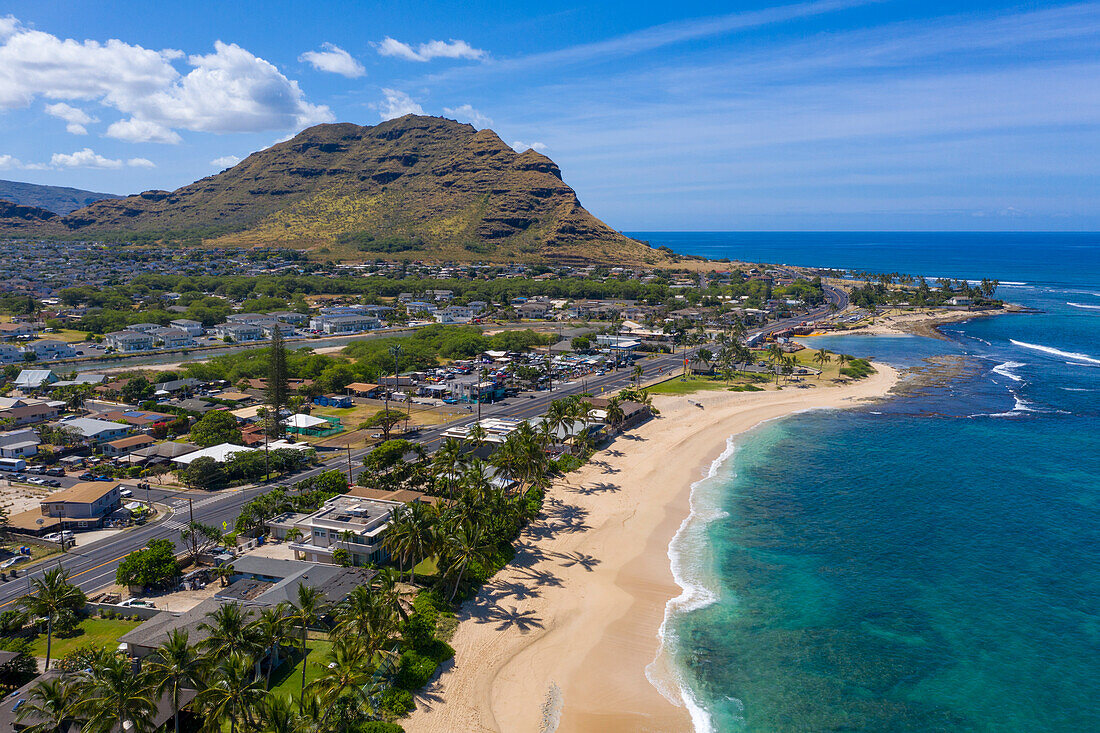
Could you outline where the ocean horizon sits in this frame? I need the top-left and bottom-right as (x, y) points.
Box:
(648, 232), (1100, 732)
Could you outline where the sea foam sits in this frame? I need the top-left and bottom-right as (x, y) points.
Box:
(1067, 302), (1100, 310)
(991, 361), (1025, 382)
(1010, 340), (1100, 365)
(646, 434), (737, 733)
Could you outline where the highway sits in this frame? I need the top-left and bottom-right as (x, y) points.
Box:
(0, 346), (698, 608)
(0, 277), (849, 607)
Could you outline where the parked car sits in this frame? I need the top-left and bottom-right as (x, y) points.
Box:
(119, 489), (133, 498)
(119, 598), (156, 609)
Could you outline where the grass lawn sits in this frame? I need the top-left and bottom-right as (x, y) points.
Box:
(269, 639), (333, 699)
(413, 556), (440, 580)
(648, 375), (744, 395)
(29, 617), (141, 659)
(36, 329), (88, 343)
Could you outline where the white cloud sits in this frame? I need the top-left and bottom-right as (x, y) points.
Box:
(511, 140), (547, 152)
(0, 154), (21, 169)
(377, 37), (485, 62)
(376, 89), (423, 121)
(50, 148), (124, 169)
(44, 102), (96, 134)
(0, 19), (333, 142)
(106, 117), (181, 144)
(47, 148), (155, 169)
(211, 155), (241, 168)
(443, 104), (492, 129)
(299, 43), (365, 78)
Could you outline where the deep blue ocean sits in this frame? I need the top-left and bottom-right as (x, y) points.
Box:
(628, 233), (1100, 732)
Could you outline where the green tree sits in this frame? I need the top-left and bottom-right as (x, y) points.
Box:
(121, 376), (154, 405)
(116, 538), (180, 589)
(189, 410), (243, 447)
(361, 409), (406, 441)
(195, 652), (265, 733)
(183, 456), (228, 490)
(18, 568), (85, 671)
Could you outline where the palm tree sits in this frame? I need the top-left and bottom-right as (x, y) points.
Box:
(306, 638), (378, 725)
(254, 603), (293, 687)
(260, 693), (301, 733)
(196, 652), (266, 733)
(18, 567), (84, 671)
(432, 437), (466, 498)
(74, 650), (157, 733)
(604, 396), (625, 434)
(286, 584), (327, 712)
(441, 521), (488, 601)
(16, 677), (74, 733)
(765, 344), (784, 385)
(147, 629), (203, 733)
(199, 602), (259, 662)
(812, 349), (831, 376)
(465, 422), (488, 453)
(631, 363), (644, 386)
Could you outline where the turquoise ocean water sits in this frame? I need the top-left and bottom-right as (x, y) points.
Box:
(626, 233), (1100, 732)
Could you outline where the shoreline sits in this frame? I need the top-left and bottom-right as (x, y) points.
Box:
(403, 364), (898, 733)
(823, 306), (1016, 340)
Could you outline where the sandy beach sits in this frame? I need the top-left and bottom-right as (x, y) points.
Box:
(829, 307), (1011, 339)
(404, 364), (899, 733)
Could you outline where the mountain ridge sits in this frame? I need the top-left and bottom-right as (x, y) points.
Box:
(0, 116), (666, 265)
(0, 179), (123, 215)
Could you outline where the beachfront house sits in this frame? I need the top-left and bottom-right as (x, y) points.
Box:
(286, 494), (403, 566)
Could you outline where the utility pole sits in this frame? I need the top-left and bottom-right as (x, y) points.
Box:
(188, 498), (196, 558)
(345, 442), (353, 485)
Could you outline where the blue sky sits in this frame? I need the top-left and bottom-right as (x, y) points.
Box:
(1, 0), (1098, 230)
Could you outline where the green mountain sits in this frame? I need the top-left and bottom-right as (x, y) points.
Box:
(0, 179), (122, 215)
(0, 115), (666, 265)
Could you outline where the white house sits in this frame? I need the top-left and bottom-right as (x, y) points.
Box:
(169, 319), (205, 337)
(105, 330), (155, 352)
(0, 344), (24, 365)
(26, 340), (78, 361)
(59, 416), (131, 443)
(214, 323), (264, 342)
(0, 429), (40, 458)
(308, 315), (380, 335)
(13, 369), (57, 390)
(149, 327), (195, 348)
(171, 443), (253, 465)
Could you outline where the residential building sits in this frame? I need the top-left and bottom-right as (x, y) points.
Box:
(0, 399), (60, 427)
(0, 322), (33, 340)
(213, 323), (264, 342)
(105, 330), (155, 352)
(307, 314), (380, 334)
(13, 369), (57, 390)
(126, 322), (163, 334)
(149, 327), (195, 348)
(103, 434), (157, 457)
(169, 318), (205, 336)
(171, 443), (253, 465)
(268, 311), (309, 325)
(287, 494), (403, 566)
(0, 344), (23, 365)
(58, 416), (131, 443)
(25, 340), (78, 361)
(0, 429), (40, 458)
(40, 481), (122, 528)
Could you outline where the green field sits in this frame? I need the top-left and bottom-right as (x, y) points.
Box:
(269, 639), (333, 698)
(29, 617), (141, 659)
(647, 375), (740, 395)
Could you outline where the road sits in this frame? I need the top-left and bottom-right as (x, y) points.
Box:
(0, 279), (850, 606)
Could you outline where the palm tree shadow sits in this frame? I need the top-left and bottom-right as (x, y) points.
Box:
(411, 665), (450, 710)
(606, 449), (624, 457)
(483, 604), (545, 632)
(567, 481), (621, 496)
(620, 433), (646, 441)
(552, 551), (600, 572)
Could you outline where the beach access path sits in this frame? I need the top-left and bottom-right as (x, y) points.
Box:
(404, 364), (898, 733)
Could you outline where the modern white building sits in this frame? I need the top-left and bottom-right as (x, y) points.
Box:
(286, 494), (402, 566)
(307, 314), (381, 335)
(149, 327), (195, 348)
(214, 323), (264, 342)
(25, 340), (78, 361)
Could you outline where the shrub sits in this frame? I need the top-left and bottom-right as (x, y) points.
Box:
(379, 688), (415, 716)
(401, 613), (436, 651)
(358, 722), (404, 733)
(55, 645), (101, 673)
(395, 650), (438, 690)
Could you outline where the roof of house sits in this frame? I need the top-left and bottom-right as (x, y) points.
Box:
(283, 413), (329, 429)
(59, 416), (130, 437)
(42, 481), (119, 504)
(106, 434), (157, 450)
(171, 442), (251, 464)
(131, 441), (198, 459)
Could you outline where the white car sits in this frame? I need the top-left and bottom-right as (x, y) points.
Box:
(0, 556), (28, 569)
(119, 598), (156, 609)
(119, 488), (133, 498)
